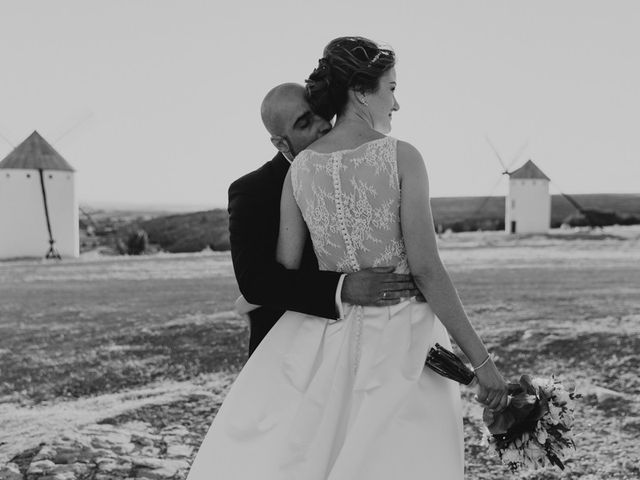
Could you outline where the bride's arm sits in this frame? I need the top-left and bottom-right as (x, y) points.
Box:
(397, 140), (508, 410)
(276, 169), (306, 270)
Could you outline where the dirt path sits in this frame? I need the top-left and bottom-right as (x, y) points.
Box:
(0, 372), (234, 465)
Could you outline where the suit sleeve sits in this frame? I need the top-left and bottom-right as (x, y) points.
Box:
(228, 181), (342, 320)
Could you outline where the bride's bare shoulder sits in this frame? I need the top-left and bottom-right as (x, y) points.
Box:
(396, 140), (427, 175)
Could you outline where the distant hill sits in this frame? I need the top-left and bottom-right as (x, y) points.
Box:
(431, 193), (640, 230)
(116, 193), (640, 253)
(132, 209), (230, 253)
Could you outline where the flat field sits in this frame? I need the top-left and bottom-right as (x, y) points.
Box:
(1, 227), (639, 479)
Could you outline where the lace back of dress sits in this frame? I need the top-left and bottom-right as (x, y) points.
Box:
(291, 136), (408, 274)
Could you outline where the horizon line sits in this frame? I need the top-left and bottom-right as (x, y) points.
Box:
(80, 192), (640, 212)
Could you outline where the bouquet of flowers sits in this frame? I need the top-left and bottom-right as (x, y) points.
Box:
(425, 343), (579, 472)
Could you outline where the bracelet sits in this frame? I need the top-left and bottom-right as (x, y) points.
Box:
(472, 353), (492, 372)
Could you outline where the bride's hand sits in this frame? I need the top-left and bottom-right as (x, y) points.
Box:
(473, 359), (509, 411)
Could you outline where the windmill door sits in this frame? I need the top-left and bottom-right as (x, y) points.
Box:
(511, 221), (516, 234)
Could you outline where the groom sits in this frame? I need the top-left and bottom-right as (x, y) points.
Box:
(228, 83), (418, 356)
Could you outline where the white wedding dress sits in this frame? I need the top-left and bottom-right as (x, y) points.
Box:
(186, 136), (463, 480)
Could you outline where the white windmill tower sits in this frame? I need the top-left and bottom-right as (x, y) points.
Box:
(505, 159), (551, 234)
(0, 131), (79, 259)
(476, 138), (551, 234)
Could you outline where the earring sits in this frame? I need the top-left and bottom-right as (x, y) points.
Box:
(357, 95), (368, 106)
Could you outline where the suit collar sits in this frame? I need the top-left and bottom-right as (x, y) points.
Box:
(271, 151), (291, 176)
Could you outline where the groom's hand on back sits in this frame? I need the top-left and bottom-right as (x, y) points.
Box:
(341, 266), (422, 307)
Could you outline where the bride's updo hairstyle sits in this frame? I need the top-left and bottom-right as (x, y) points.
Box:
(306, 36), (395, 120)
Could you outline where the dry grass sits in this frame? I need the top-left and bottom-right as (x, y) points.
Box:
(0, 252), (243, 404)
(1, 227), (639, 478)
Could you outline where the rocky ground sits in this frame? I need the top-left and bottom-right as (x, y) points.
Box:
(2, 423), (198, 480)
(3, 376), (639, 480)
(0, 373), (235, 480)
(1, 228), (639, 479)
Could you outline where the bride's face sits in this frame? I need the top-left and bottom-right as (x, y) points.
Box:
(367, 67), (399, 134)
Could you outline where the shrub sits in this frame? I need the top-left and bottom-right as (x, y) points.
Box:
(118, 229), (149, 255)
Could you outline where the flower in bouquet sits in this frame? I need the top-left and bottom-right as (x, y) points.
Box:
(482, 374), (580, 471)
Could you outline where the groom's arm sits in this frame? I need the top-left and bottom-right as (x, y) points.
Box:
(228, 178), (342, 320)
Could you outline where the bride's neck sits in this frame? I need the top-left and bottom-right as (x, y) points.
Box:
(334, 105), (374, 131)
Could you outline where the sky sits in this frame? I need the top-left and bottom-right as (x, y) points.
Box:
(0, 0), (638, 209)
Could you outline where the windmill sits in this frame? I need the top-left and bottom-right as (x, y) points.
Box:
(491, 139), (627, 229)
(477, 137), (629, 231)
(0, 131), (79, 259)
(465, 137), (551, 234)
(504, 158), (551, 234)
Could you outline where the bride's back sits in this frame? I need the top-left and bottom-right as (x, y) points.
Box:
(291, 135), (408, 274)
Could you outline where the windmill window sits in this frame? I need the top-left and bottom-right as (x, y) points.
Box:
(48, 174), (53, 179)
(26, 174), (31, 178)
(5, 173), (9, 178)
(511, 200), (516, 209)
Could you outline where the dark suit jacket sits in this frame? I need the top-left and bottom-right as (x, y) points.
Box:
(228, 152), (342, 356)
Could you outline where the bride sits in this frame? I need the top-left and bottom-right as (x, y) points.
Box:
(186, 36), (508, 480)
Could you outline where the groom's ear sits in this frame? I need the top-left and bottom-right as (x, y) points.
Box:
(270, 136), (291, 156)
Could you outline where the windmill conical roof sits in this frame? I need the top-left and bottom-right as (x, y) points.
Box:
(0, 131), (75, 172)
(509, 159), (549, 181)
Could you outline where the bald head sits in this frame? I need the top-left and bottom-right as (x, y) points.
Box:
(260, 83), (307, 136)
(260, 82), (332, 160)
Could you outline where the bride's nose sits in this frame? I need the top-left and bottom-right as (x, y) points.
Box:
(393, 99), (400, 111)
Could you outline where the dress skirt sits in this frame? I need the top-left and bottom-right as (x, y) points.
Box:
(186, 298), (464, 480)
